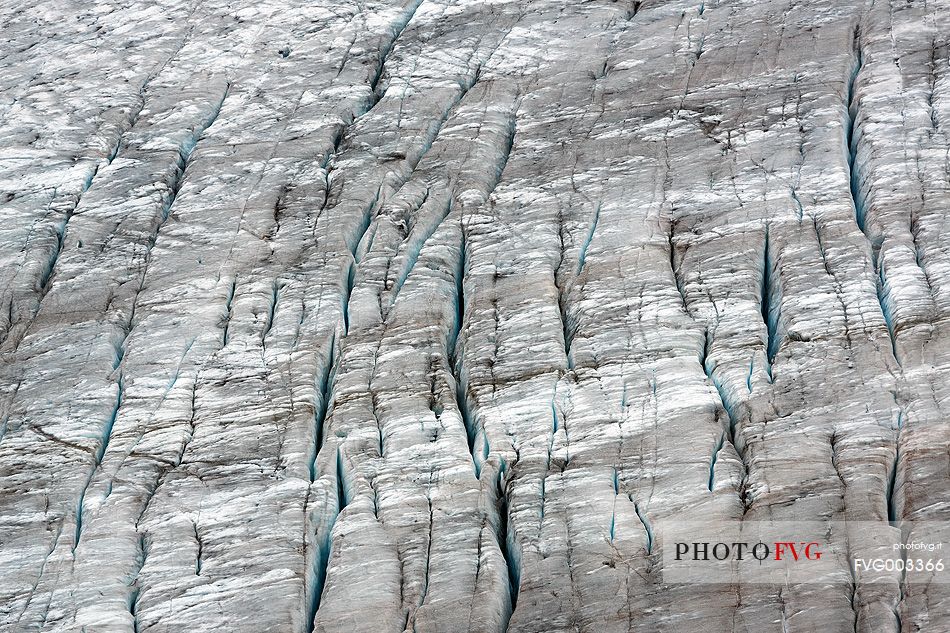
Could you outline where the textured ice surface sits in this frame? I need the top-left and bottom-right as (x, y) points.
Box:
(0, 0), (948, 631)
